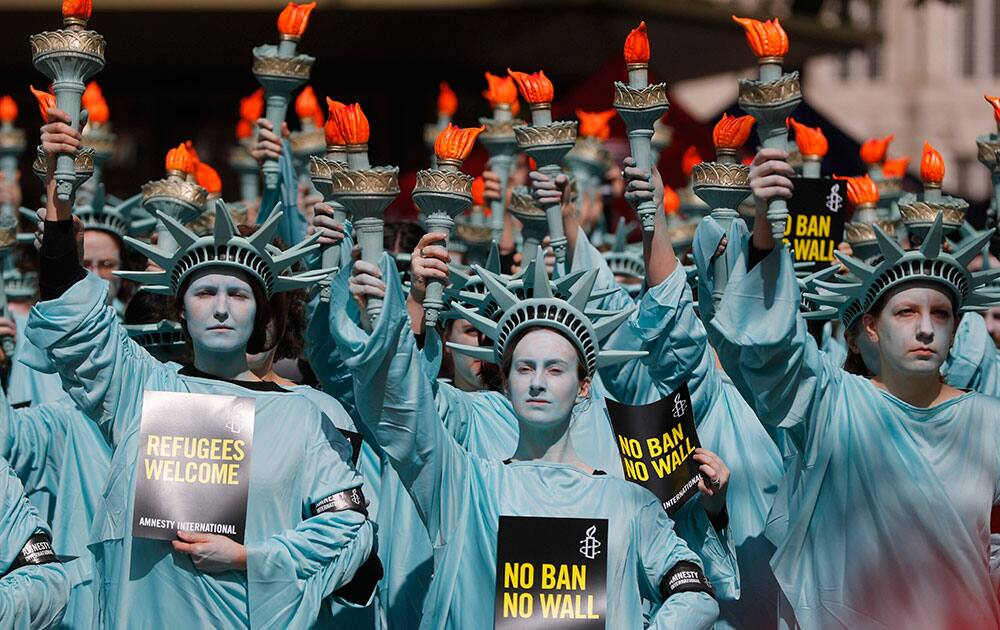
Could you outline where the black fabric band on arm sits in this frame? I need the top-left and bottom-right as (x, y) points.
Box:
(747, 241), (773, 271)
(39, 220), (86, 301)
(310, 487), (368, 518)
(660, 560), (715, 601)
(3, 532), (59, 577)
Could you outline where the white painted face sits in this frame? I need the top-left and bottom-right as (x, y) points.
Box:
(83, 229), (122, 302)
(863, 283), (956, 378)
(984, 307), (1000, 350)
(182, 268), (257, 357)
(445, 318), (483, 391)
(507, 328), (590, 430)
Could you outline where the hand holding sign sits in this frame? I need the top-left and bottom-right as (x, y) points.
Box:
(693, 448), (729, 518)
(172, 530), (247, 573)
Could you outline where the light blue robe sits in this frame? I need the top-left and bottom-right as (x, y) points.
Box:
(575, 228), (785, 629)
(709, 244), (1000, 629)
(0, 388), (108, 630)
(24, 273), (376, 629)
(945, 312), (1000, 397)
(0, 455), (70, 630)
(329, 257), (720, 629)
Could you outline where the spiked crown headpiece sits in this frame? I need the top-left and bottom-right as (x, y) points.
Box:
(445, 251), (646, 376)
(806, 213), (1000, 328)
(602, 218), (645, 294)
(2, 267), (37, 300)
(116, 201), (330, 297)
(124, 319), (186, 351)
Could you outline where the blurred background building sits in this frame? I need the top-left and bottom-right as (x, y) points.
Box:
(5, 0), (992, 218)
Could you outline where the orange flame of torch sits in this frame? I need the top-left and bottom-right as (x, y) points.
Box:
(0, 97), (17, 124)
(507, 69), (554, 105)
(295, 86), (323, 126)
(438, 82), (458, 118)
(434, 123), (484, 163)
(165, 143), (195, 175)
(859, 134), (893, 165)
(236, 119), (253, 140)
(334, 103), (370, 145)
(576, 109), (616, 141)
(277, 2), (316, 39)
(183, 140), (201, 169)
(835, 175), (879, 207)
(63, 0), (92, 22)
(882, 156), (910, 179)
(624, 21), (650, 64)
(82, 81), (102, 110)
(663, 185), (680, 214)
(682, 145), (703, 177)
(87, 96), (109, 125)
(712, 114), (755, 150)
(324, 98), (346, 146)
(483, 72), (519, 109)
(787, 117), (828, 158)
(195, 162), (223, 195)
(985, 94), (1000, 125)
(920, 142), (944, 185)
(29, 86), (55, 123)
(472, 176), (486, 206)
(240, 89), (265, 123)
(732, 16), (789, 58)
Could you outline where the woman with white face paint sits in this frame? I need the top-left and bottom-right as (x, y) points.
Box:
(709, 148), (1000, 629)
(331, 247), (719, 629)
(25, 107), (379, 629)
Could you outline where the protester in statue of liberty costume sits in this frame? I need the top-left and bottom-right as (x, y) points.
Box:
(706, 146), (1000, 629)
(538, 155), (782, 630)
(22, 106), (379, 629)
(332, 243), (719, 629)
(0, 455), (70, 630)
(941, 251), (1000, 396)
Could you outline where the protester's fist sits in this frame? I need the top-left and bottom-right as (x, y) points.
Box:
(511, 239), (555, 275)
(349, 246), (386, 324)
(482, 169), (503, 204)
(694, 448), (730, 519)
(309, 202), (347, 246)
(529, 171), (574, 219)
(250, 118), (289, 165)
(40, 107), (82, 172)
(621, 156), (663, 212)
(409, 232), (451, 303)
(0, 316), (16, 363)
(749, 148), (794, 208)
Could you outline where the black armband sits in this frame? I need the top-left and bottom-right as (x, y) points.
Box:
(39, 220), (86, 301)
(660, 560), (715, 601)
(3, 533), (59, 578)
(747, 241), (773, 271)
(311, 487), (368, 518)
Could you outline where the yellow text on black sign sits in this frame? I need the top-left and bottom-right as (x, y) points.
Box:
(501, 561), (601, 620)
(783, 213), (834, 262)
(616, 423), (695, 482)
(143, 435), (246, 486)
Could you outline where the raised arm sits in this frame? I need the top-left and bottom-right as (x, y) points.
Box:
(328, 254), (473, 545)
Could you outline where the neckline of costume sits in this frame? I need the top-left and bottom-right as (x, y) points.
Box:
(874, 385), (975, 417)
(179, 365), (289, 392)
(502, 458), (606, 476)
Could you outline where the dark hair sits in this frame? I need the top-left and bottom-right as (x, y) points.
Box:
(384, 221), (426, 254)
(499, 325), (588, 392)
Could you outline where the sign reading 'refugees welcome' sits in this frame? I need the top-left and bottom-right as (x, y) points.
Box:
(132, 391), (255, 543)
(494, 516), (608, 629)
(606, 384), (702, 516)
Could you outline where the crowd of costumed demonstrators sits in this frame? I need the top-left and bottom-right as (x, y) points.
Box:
(0, 1), (998, 629)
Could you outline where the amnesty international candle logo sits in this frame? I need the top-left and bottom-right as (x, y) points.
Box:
(605, 383), (702, 516)
(782, 177), (845, 272)
(494, 516), (608, 629)
(132, 391), (256, 544)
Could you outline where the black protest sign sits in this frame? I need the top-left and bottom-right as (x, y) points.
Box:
(606, 384), (702, 516)
(133, 391), (255, 543)
(782, 177), (845, 272)
(494, 516), (608, 629)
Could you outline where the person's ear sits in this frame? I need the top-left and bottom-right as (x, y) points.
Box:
(862, 313), (878, 344)
(578, 378), (592, 401)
